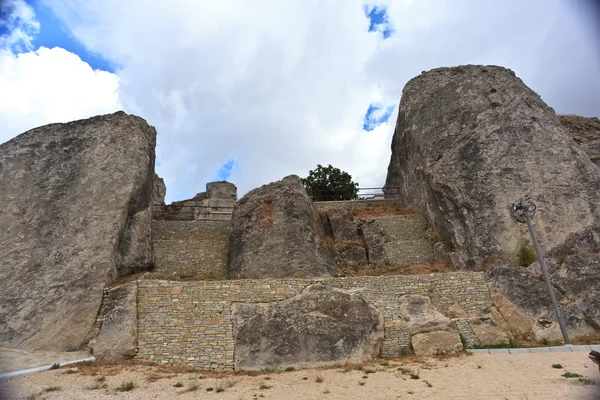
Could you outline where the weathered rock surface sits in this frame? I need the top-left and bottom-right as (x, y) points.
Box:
(559, 115), (600, 167)
(153, 173), (166, 206)
(468, 319), (509, 345)
(228, 175), (334, 278)
(327, 207), (359, 241)
(397, 295), (456, 335)
(411, 331), (463, 356)
(359, 220), (387, 263)
(384, 65), (600, 269)
(92, 282), (138, 362)
(232, 284), (384, 371)
(340, 246), (368, 267)
(486, 260), (599, 340)
(0, 112), (156, 351)
(396, 294), (463, 356)
(489, 292), (534, 335)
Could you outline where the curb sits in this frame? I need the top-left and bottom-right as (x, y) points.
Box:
(467, 344), (600, 355)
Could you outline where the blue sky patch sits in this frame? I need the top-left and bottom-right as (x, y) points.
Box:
(363, 103), (395, 131)
(215, 159), (236, 181)
(364, 4), (394, 39)
(24, 0), (115, 72)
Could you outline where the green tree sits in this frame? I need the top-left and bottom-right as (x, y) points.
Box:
(301, 164), (359, 201)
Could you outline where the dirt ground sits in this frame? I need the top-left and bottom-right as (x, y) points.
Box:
(1, 352), (599, 400)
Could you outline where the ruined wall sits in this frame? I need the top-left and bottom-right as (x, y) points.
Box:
(152, 220), (229, 278)
(153, 181), (236, 221)
(135, 272), (491, 370)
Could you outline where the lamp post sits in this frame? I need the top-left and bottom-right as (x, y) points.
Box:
(511, 199), (570, 345)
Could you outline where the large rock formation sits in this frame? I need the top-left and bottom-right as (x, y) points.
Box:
(153, 173), (166, 207)
(486, 259), (598, 341)
(91, 282), (138, 362)
(384, 65), (600, 269)
(559, 115), (600, 167)
(396, 295), (463, 355)
(228, 175), (334, 278)
(231, 284), (384, 371)
(0, 112), (156, 351)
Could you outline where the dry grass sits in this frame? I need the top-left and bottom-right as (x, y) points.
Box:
(326, 237), (364, 252)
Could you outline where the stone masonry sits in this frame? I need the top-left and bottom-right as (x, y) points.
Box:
(154, 181), (236, 221)
(135, 272), (491, 370)
(152, 220), (229, 278)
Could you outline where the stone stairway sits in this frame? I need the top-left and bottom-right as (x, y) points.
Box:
(368, 214), (434, 265)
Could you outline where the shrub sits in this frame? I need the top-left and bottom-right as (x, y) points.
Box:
(120, 380), (135, 391)
(517, 240), (537, 266)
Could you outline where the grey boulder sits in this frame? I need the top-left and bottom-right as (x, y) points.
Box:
(384, 65), (600, 269)
(228, 175), (335, 278)
(92, 282), (138, 362)
(0, 112), (156, 351)
(231, 284), (384, 371)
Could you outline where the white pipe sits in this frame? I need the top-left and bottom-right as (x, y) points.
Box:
(0, 356), (95, 380)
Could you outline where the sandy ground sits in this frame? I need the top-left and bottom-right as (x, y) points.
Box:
(1, 352), (599, 400)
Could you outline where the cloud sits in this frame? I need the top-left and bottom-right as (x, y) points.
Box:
(0, 1), (121, 146)
(2, 0), (599, 204)
(0, 0), (40, 52)
(0, 46), (121, 143)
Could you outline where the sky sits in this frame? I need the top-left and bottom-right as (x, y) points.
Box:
(1, 0), (599, 203)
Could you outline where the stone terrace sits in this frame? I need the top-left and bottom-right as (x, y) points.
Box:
(135, 272), (491, 370)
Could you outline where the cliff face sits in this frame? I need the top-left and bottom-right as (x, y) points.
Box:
(0, 111), (156, 351)
(384, 65), (600, 269)
(559, 115), (600, 168)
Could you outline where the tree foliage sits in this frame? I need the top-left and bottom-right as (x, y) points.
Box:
(301, 164), (359, 201)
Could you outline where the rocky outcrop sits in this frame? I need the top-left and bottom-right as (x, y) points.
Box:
(489, 292), (534, 336)
(468, 319), (509, 346)
(0, 112), (156, 351)
(397, 295), (462, 356)
(412, 331), (463, 356)
(398, 295), (455, 334)
(231, 284), (384, 371)
(384, 65), (600, 269)
(228, 175), (334, 279)
(559, 115), (600, 167)
(153, 174), (166, 206)
(92, 282), (138, 362)
(486, 260), (599, 341)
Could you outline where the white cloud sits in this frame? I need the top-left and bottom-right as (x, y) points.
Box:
(2, 0), (598, 203)
(0, 46), (122, 143)
(0, 0), (39, 52)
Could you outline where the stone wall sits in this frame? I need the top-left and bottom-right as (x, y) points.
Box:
(154, 181), (236, 221)
(135, 272), (491, 370)
(152, 220), (229, 278)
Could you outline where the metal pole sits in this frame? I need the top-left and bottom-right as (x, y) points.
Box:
(524, 213), (571, 345)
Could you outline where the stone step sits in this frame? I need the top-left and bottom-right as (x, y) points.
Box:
(384, 239), (433, 265)
(369, 214), (429, 242)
